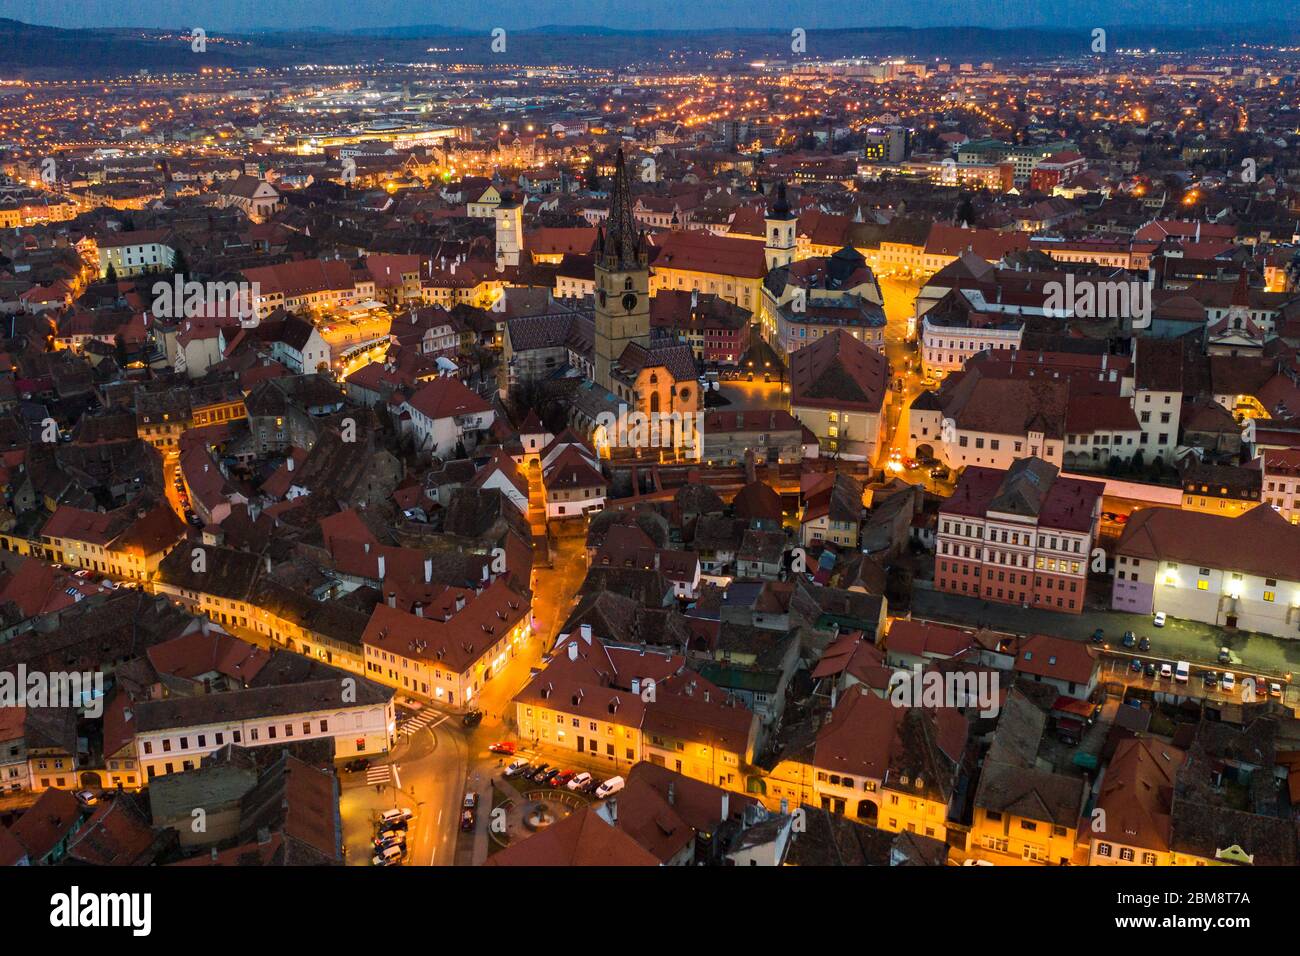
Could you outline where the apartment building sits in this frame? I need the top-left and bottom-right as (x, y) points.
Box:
(936, 457), (1103, 613)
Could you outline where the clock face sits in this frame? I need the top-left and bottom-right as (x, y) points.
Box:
(622, 292), (638, 312)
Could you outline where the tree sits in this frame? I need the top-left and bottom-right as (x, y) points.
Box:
(104, 262), (118, 284)
(170, 247), (189, 278)
(956, 194), (977, 228)
(1128, 449), (1145, 475)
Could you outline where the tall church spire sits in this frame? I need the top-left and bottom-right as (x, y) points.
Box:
(597, 149), (645, 271)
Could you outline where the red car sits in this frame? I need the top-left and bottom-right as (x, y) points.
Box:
(488, 741), (516, 755)
(552, 770), (576, 788)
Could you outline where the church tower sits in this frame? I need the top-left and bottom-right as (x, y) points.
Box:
(764, 181), (797, 271)
(494, 191), (523, 269)
(593, 150), (650, 393)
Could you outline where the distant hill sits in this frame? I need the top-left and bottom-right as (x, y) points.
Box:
(0, 18), (1297, 76)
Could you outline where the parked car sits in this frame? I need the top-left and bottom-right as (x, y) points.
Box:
(528, 763), (551, 783)
(1153, 611), (1167, 627)
(1203, 670), (1218, 689)
(1144, 662), (1157, 678)
(1121, 631), (1136, 649)
(1270, 682), (1284, 699)
(595, 776), (625, 799)
(1159, 663), (1173, 680)
(75, 789), (98, 807)
(1217, 646), (1232, 664)
(538, 768), (561, 787)
(343, 758), (370, 774)
(929, 466), (947, 480)
(1221, 672), (1237, 693)
(372, 844), (404, 866)
(1129, 658), (1143, 673)
(461, 808), (476, 831)
(488, 741), (516, 755)
(374, 830), (405, 849)
(462, 709), (483, 728)
(1090, 628), (1105, 644)
(567, 772), (593, 792)
(1138, 637), (1151, 652)
(1175, 660), (1190, 683)
(504, 758), (531, 778)
(463, 792), (478, 810)
(552, 770), (576, 788)
(380, 808), (414, 826)
(1055, 717), (1084, 746)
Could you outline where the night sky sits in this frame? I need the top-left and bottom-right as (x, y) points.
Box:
(0, 0), (1278, 31)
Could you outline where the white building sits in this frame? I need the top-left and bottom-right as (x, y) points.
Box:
(131, 678), (395, 781)
(1112, 504), (1300, 638)
(97, 229), (174, 278)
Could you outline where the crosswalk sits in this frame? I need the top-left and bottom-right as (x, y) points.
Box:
(398, 709), (441, 736)
(366, 764), (392, 786)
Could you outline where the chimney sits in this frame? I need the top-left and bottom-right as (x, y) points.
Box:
(567, 641), (578, 661)
(364, 542), (370, 554)
(264, 555), (271, 574)
(606, 797), (618, 824)
(579, 623), (592, 641)
(720, 792), (729, 821)
(667, 781), (675, 806)
(415, 604), (423, 618)
(377, 554), (386, 579)
(424, 557), (433, 583)
(455, 594), (466, 612)
(287, 457), (295, 472)
(387, 592), (396, 608)
(631, 677), (640, 695)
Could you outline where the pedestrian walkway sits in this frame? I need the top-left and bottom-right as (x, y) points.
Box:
(399, 709), (441, 736)
(366, 764), (392, 786)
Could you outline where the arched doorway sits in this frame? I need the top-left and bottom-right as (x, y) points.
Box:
(80, 771), (102, 789)
(856, 798), (878, 824)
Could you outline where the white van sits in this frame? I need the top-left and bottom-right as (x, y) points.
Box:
(594, 775), (625, 799)
(1174, 661), (1190, 683)
(381, 807), (414, 825)
(372, 843), (403, 866)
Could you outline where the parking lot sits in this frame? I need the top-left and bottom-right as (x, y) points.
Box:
(1097, 651), (1286, 705)
(911, 584), (1300, 687)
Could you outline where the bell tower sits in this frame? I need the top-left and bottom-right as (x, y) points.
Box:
(764, 181), (797, 271)
(593, 150), (650, 393)
(494, 191), (523, 269)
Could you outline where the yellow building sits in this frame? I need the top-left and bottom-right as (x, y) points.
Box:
(1181, 463), (1262, 517)
(649, 230), (769, 319)
(970, 692), (1086, 865)
(513, 629), (757, 792)
(757, 687), (967, 841)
